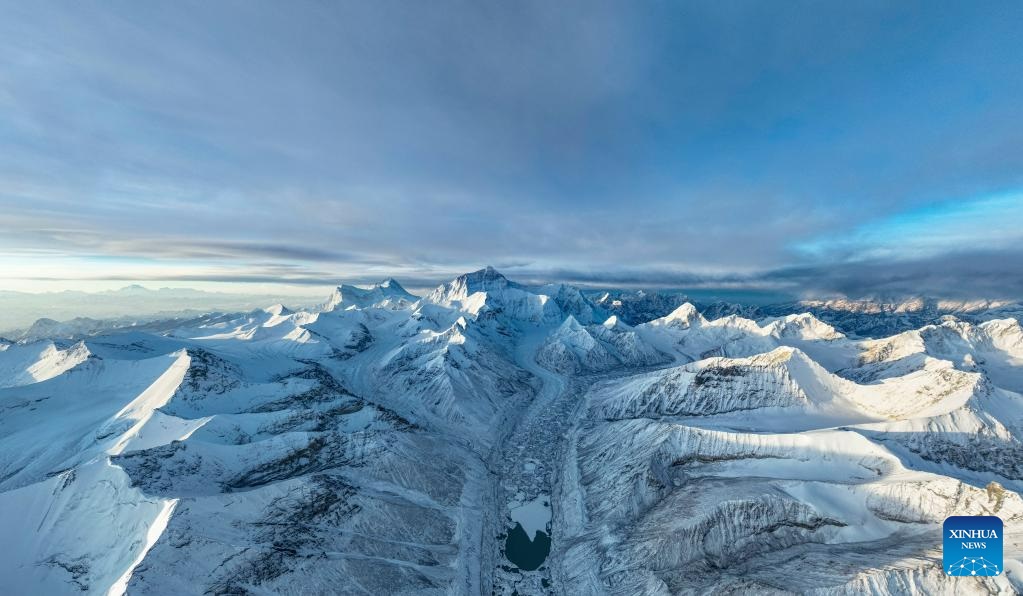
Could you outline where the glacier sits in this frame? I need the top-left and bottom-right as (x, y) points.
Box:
(0, 268), (1021, 595)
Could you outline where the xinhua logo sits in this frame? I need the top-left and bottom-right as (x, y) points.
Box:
(943, 516), (1003, 577)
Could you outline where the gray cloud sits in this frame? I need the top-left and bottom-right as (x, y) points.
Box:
(2, 1), (1022, 295)
(760, 249), (1023, 301)
(503, 248), (1023, 302)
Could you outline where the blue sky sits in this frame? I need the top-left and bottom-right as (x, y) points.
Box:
(1, 1), (1022, 298)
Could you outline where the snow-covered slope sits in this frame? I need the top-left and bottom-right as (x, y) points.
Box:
(0, 339), (93, 388)
(588, 289), (691, 326)
(564, 418), (1023, 594)
(635, 303), (858, 371)
(425, 266), (562, 324)
(1, 269), (1021, 595)
(563, 353), (1022, 593)
(536, 315), (671, 375)
(763, 297), (1023, 338)
(375, 316), (534, 434)
(322, 278), (419, 311)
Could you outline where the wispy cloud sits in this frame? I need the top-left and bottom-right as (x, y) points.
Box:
(2, 2), (1022, 297)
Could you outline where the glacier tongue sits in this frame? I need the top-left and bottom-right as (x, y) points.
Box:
(0, 270), (1021, 595)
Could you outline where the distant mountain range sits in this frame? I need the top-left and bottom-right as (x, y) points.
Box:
(5, 281), (1021, 343)
(0, 286), (323, 337)
(588, 289), (1023, 338)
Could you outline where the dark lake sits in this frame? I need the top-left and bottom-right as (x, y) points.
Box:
(504, 522), (551, 571)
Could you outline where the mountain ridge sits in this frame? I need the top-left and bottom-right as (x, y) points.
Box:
(0, 267), (1021, 594)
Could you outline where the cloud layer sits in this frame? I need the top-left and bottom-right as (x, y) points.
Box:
(1, 1), (1022, 298)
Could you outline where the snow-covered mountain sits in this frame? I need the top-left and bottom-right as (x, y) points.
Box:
(0, 287), (323, 337)
(424, 266), (564, 324)
(322, 278), (419, 311)
(763, 297), (1023, 339)
(536, 315), (669, 375)
(1, 268), (1021, 595)
(582, 290), (1023, 339)
(589, 289), (691, 326)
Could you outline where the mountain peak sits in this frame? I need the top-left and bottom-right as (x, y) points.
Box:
(649, 302), (704, 328)
(766, 313), (843, 340)
(322, 278), (418, 312)
(425, 266), (512, 305)
(558, 314), (584, 332)
(263, 303), (292, 316)
(377, 278), (406, 291)
(668, 302), (699, 319)
(461, 266), (508, 286)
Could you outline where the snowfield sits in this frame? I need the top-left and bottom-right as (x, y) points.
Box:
(1, 268), (1021, 595)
